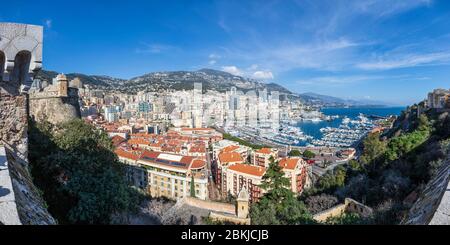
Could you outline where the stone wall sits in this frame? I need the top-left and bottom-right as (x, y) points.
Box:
(0, 22), (56, 225)
(402, 153), (450, 225)
(209, 212), (251, 225)
(184, 196), (236, 214)
(313, 198), (373, 222)
(0, 91), (28, 165)
(29, 87), (81, 124)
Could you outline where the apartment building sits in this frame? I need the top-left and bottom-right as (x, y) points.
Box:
(278, 157), (310, 194)
(116, 148), (209, 200)
(252, 147), (278, 167)
(225, 163), (266, 203)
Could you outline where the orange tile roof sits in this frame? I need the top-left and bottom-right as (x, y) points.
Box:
(128, 138), (150, 146)
(222, 145), (240, 153)
(278, 158), (301, 170)
(189, 146), (206, 153)
(150, 142), (163, 147)
(191, 159), (206, 169)
(228, 163), (266, 177)
(256, 148), (272, 154)
(115, 148), (142, 161)
(130, 133), (154, 138)
(111, 135), (126, 147)
(218, 152), (244, 164)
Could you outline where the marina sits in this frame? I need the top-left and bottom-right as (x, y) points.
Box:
(224, 107), (404, 148)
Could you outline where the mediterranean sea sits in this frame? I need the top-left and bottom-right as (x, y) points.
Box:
(296, 107), (405, 145)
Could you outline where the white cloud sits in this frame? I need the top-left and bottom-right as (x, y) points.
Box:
(353, 0), (432, 18)
(209, 53), (221, 59)
(296, 75), (387, 86)
(249, 64), (259, 70)
(252, 71), (274, 80)
(222, 66), (243, 76)
(45, 19), (52, 29)
(208, 53), (221, 66)
(357, 51), (450, 70)
(135, 43), (177, 54)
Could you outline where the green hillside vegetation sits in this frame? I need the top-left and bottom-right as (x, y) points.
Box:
(222, 133), (269, 149)
(28, 119), (142, 224)
(303, 110), (450, 224)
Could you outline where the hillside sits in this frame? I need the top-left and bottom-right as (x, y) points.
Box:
(300, 92), (389, 107)
(303, 104), (450, 224)
(36, 69), (291, 94)
(36, 69), (384, 106)
(36, 70), (127, 88)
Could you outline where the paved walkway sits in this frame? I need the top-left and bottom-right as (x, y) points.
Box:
(0, 146), (22, 225)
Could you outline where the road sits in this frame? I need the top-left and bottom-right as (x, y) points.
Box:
(205, 148), (221, 200)
(312, 160), (349, 177)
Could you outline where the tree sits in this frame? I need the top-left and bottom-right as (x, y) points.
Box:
(417, 114), (431, 132)
(305, 194), (339, 214)
(190, 175), (196, 198)
(288, 149), (302, 157)
(250, 157), (315, 224)
(324, 212), (367, 225)
(29, 119), (141, 224)
(359, 132), (387, 165)
(302, 150), (316, 159)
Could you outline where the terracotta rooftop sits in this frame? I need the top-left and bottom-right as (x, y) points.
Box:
(218, 152), (244, 164)
(228, 163), (266, 177)
(128, 138), (150, 146)
(111, 135), (126, 147)
(279, 158), (301, 170)
(115, 148), (142, 161)
(221, 145), (240, 153)
(256, 148), (272, 154)
(189, 146), (206, 153)
(191, 159), (206, 169)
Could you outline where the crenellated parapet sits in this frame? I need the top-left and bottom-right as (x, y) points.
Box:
(0, 22), (42, 94)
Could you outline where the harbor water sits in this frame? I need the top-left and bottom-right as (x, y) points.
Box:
(295, 107), (405, 146)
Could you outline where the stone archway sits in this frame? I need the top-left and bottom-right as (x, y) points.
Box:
(0, 51), (4, 83)
(12, 50), (32, 88)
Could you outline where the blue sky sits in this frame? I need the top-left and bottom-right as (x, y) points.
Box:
(2, 0), (450, 105)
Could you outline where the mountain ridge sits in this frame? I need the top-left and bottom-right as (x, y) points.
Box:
(35, 69), (388, 107)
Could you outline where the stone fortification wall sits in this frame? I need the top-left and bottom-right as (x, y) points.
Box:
(184, 196), (236, 214)
(29, 87), (81, 124)
(402, 153), (450, 225)
(0, 22), (56, 224)
(313, 198), (373, 222)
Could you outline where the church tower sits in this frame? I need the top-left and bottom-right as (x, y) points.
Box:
(236, 188), (249, 219)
